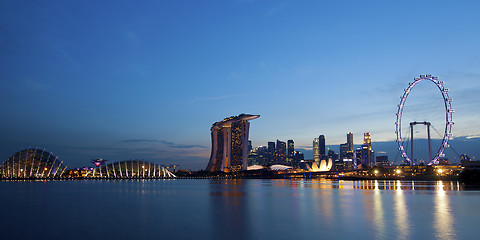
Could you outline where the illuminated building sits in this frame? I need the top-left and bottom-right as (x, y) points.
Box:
(268, 142), (276, 164)
(328, 149), (338, 161)
(276, 140), (286, 164)
(319, 135), (326, 159)
(347, 132), (354, 152)
(86, 160), (175, 178)
(340, 143), (349, 160)
(364, 133), (371, 149)
(287, 140), (294, 164)
(313, 138), (320, 161)
(294, 151), (304, 166)
(206, 114), (260, 172)
(305, 158), (333, 172)
(1, 147), (68, 179)
(460, 154), (470, 161)
(363, 132), (375, 167)
(359, 144), (369, 167)
(376, 156), (390, 167)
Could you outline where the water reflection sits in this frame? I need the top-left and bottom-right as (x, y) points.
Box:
(373, 181), (385, 239)
(434, 181), (455, 240)
(350, 180), (467, 191)
(209, 179), (249, 240)
(394, 180), (410, 239)
(201, 179), (476, 240)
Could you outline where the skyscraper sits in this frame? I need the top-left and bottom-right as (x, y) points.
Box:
(340, 143), (349, 160)
(313, 138), (320, 161)
(287, 140), (294, 164)
(276, 140), (286, 164)
(206, 114), (260, 172)
(319, 135), (326, 159)
(268, 141), (276, 164)
(347, 132), (354, 152)
(363, 132), (374, 167)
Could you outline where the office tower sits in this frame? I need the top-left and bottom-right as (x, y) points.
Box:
(364, 133), (371, 149)
(287, 140), (294, 164)
(340, 143), (349, 160)
(276, 140), (286, 164)
(313, 138), (320, 161)
(206, 114), (260, 172)
(347, 132), (354, 152)
(328, 149), (338, 161)
(319, 135), (326, 159)
(248, 140), (252, 153)
(268, 141), (276, 164)
(360, 144), (369, 167)
(364, 132), (374, 167)
(295, 151), (304, 161)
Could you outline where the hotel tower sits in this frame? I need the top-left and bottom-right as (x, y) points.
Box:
(206, 114), (260, 172)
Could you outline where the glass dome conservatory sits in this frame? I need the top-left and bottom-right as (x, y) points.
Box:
(1, 148), (67, 179)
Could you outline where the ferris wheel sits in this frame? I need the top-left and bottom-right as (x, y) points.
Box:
(395, 74), (454, 165)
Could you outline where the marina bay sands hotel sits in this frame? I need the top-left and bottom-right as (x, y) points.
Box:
(206, 114), (260, 172)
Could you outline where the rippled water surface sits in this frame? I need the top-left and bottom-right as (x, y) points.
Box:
(1, 179), (479, 240)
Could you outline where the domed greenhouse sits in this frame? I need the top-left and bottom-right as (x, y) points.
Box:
(1, 148), (68, 179)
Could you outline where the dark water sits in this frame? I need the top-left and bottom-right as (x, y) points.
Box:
(1, 179), (479, 240)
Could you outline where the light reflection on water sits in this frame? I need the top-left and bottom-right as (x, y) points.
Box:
(0, 179), (479, 240)
(435, 181), (455, 240)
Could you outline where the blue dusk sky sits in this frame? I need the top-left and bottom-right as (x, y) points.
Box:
(1, 0), (480, 170)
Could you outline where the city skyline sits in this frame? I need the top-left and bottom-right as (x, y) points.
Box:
(1, 1), (480, 169)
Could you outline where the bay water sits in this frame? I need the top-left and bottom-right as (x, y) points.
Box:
(1, 179), (479, 240)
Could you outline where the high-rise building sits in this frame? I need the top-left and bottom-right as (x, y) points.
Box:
(268, 141), (276, 164)
(206, 114), (260, 172)
(319, 135), (326, 159)
(363, 132), (374, 167)
(347, 132), (354, 152)
(328, 149), (338, 161)
(295, 151), (304, 162)
(276, 140), (286, 164)
(287, 140), (294, 164)
(340, 143), (349, 160)
(360, 144), (369, 167)
(313, 138), (320, 161)
(364, 133), (371, 149)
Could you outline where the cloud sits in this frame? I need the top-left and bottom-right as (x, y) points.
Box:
(121, 139), (207, 149)
(175, 94), (241, 104)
